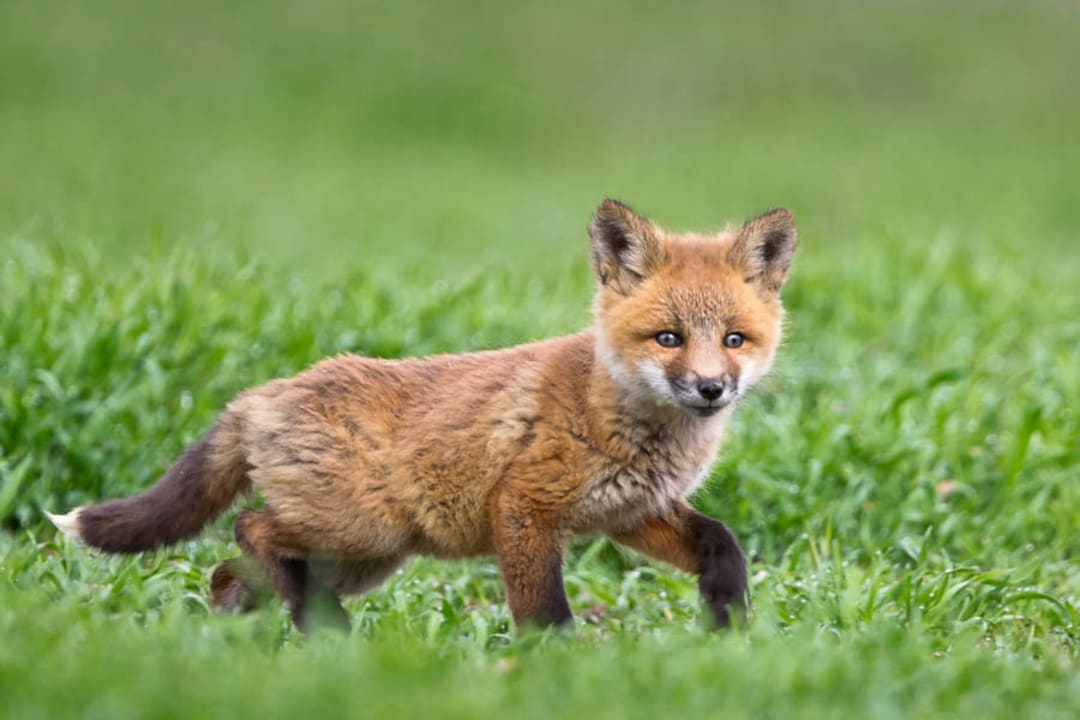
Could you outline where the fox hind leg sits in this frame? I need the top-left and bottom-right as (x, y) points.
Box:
(233, 509), (351, 633)
(210, 555), (272, 614)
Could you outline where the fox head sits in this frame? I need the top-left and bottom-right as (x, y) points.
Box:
(589, 199), (797, 419)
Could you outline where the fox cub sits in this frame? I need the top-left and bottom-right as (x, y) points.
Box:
(48, 199), (797, 632)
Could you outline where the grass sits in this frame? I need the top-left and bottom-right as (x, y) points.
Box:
(1, 0), (1079, 717)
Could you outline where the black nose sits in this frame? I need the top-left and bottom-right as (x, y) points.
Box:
(697, 379), (724, 401)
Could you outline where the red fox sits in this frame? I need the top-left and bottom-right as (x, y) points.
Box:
(47, 199), (797, 632)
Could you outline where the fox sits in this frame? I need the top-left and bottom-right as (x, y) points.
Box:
(47, 198), (797, 633)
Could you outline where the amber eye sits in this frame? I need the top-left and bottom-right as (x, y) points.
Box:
(723, 332), (745, 349)
(655, 331), (684, 348)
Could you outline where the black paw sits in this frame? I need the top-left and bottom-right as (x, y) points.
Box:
(688, 514), (749, 629)
(698, 558), (749, 629)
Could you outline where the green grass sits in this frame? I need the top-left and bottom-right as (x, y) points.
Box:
(2, 0), (1079, 717)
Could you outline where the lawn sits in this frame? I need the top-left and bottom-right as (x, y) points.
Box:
(1, 1), (1078, 718)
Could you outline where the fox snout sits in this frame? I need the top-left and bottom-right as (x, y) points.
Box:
(670, 372), (739, 416)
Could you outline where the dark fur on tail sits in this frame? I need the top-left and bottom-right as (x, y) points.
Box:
(78, 420), (251, 553)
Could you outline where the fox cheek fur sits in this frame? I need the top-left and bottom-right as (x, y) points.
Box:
(48, 198), (797, 634)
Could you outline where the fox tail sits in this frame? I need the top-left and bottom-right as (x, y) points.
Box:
(46, 415), (250, 553)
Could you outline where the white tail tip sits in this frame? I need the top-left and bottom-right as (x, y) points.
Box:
(45, 507), (84, 541)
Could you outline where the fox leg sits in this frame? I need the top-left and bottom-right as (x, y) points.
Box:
(212, 554), (401, 621)
(209, 555), (271, 613)
(233, 509), (350, 632)
(609, 502), (748, 627)
(492, 501), (572, 629)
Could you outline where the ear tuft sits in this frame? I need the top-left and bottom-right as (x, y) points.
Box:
(588, 199), (664, 292)
(729, 208), (798, 293)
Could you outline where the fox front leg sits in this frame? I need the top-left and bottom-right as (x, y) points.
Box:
(492, 499), (573, 630)
(610, 502), (748, 627)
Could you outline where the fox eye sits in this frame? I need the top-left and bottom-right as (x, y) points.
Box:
(655, 331), (683, 348)
(722, 332), (745, 349)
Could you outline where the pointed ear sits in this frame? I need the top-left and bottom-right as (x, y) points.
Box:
(588, 198), (665, 292)
(728, 208), (798, 293)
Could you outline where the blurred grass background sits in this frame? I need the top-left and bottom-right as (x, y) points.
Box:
(1, 0), (1079, 718)
(3, 0), (1077, 273)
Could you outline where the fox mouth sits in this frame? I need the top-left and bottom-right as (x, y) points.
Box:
(683, 401), (728, 417)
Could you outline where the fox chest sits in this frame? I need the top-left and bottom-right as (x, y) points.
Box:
(574, 453), (714, 532)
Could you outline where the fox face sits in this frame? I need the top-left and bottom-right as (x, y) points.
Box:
(590, 199), (797, 418)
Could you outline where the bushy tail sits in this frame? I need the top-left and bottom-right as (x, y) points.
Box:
(47, 415), (250, 553)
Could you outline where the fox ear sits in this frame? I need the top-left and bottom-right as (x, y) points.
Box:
(728, 208), (798, 293)
(588, 198), (665, 292)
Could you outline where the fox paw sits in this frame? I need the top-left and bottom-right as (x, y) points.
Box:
(699, 566), (749, 629)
